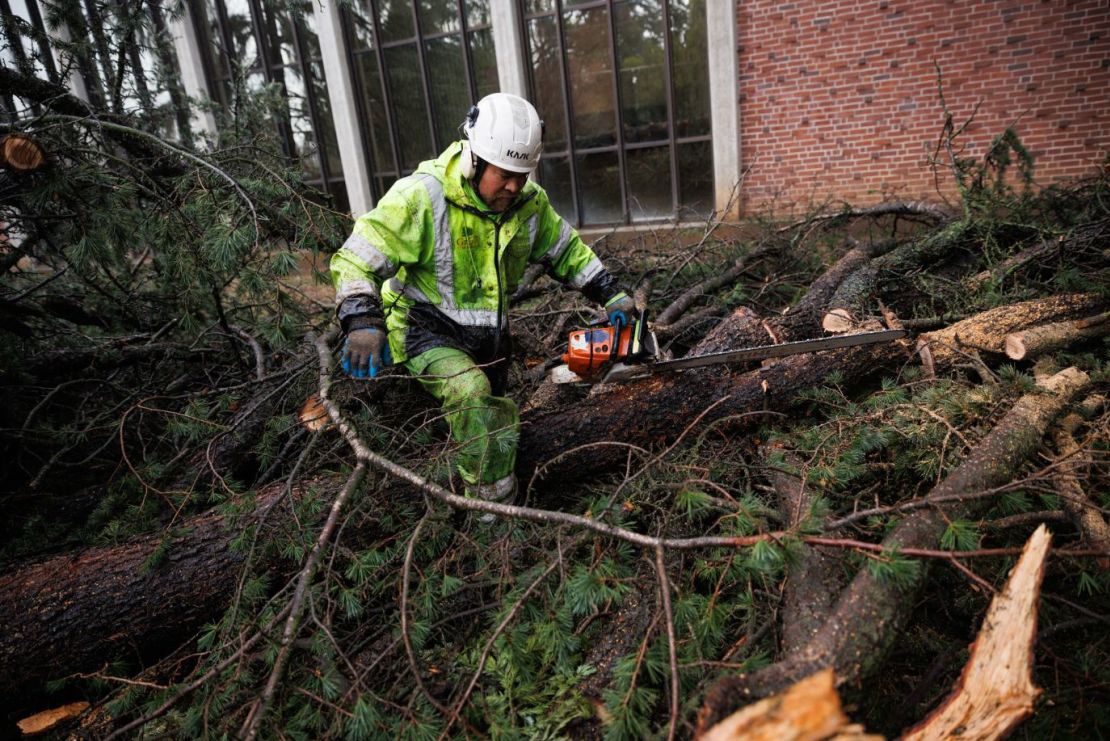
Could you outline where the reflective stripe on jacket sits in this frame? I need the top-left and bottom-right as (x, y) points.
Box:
(330, 141), (608, 363)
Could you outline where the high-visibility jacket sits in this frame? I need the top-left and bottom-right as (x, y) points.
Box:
(331, 141), (620, 364)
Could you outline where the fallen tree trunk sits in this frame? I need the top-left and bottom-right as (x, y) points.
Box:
(0, 486), (290, 700)
(823, 220), (970, 332)
(517, 335), (910, 487)
(692, 239), (897, 355)
(1051, 412), (1110, 569)
(901, 525), (1050, 741)
(696, 366), (1090, 732)
(766, 454), (845, 655)
(917, 293), (1107, 376)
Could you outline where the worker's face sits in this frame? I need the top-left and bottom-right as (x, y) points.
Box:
(477, 164), (530, 212)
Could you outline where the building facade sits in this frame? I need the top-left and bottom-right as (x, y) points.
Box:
(5, 1), (1108, 224)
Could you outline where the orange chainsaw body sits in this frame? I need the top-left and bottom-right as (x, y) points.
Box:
(562, 323), (641, 377)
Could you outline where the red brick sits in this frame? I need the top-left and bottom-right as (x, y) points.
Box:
(736, 0), (1110, 209)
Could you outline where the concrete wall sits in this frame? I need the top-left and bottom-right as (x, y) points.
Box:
(736, 0), (1110, 210)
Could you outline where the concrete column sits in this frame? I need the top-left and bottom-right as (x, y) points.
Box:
(166, 2), (218, 143)
(313, 0), (374, 215)
(707, 0), (741, 218)
(489, 0), (528, 98)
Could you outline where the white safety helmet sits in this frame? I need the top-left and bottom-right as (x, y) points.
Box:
(460, 93), (544, 176)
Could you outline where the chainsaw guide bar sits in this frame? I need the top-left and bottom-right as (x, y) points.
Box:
(551, 322), (908, 385)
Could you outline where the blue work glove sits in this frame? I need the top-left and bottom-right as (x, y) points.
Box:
(604, 292), (636, 332)
(341, 327), (390, 378)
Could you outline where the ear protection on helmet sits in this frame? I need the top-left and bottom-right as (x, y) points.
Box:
(459, 141), (476, 179)
(458, 105), (480, 179)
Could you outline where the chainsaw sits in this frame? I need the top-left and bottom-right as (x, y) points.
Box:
(550, 310), (907, 384)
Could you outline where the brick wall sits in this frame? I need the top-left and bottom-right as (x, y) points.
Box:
(737, 0), (1110, 210)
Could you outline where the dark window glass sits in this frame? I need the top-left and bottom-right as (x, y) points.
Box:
(267, 9), (297, 66)
(527, 16), (567, 152)
(671, 0), (709, 137)
(376, 173), (399, 195)
(223, 0), (261, 69)
(576, 151), (622, 224)
(331, 184), (351, 214)
(466, 0), (490, 28)
(525, 0), (554, 15)
(346, 1), (376, 50)
(616, 0), (668, 143)
(375, 0), (414, 42)
(626, 145), (671, 221)
(352, 52), (395, 172)
(384, 43), (434, 169)
(564, 7), (616, 149)
(425, 35), (471, 149)
(539, 156), (574, 220)
(310, 61), (344, 176)
(418, 0), (460, 35)
(677, 139), (713, 219)
(470, 28), (498, 98)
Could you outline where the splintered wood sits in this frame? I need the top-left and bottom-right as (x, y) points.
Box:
(902, 525), (1052, 741)
(16, 701), (89, 736)
(698, 669), (881, 741)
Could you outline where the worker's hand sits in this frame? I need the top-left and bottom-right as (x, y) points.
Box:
(341, 327), (390, 378)
(604, 292), (636, 332)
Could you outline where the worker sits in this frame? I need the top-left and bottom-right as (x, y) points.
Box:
(330, 92), (634, 514)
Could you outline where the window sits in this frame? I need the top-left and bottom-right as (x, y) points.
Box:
(343, 0), (495, 199)
(190, 0), (347, 209)
(523, 0), (712, 226)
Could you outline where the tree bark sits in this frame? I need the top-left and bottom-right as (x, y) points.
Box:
(1051, 413), (1110, 569)
(1004, 311), (1110, 361)
(767, 457), (846, 656)
(917, 293), (1107, 376)
(0, 487), (286, 700)
(693, 239), (897, 355)
(696, 367), (1090, 733)
(517, 337), (911, 487)
(823, 221), (970, 332)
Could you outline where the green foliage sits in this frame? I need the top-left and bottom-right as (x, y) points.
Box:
(940, 519), (980, 552)
(866, 547), (922, 590)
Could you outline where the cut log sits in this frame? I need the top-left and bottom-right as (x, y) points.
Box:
(697, 367), (1090, 733)
(901, 525), (1050, 741)
(698, 668), (883, 741)
(1004, 311), (1110, 361)
(916, 293), (1107, 377)
(0, 133), (47, 173)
